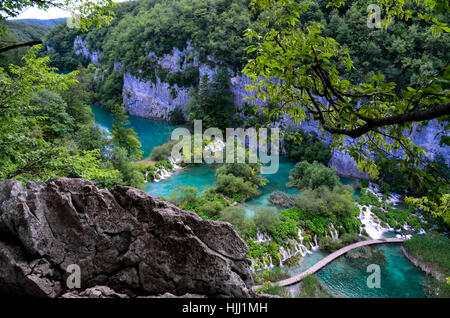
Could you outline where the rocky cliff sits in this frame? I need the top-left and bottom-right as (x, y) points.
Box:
(121, 42), (259, 121)
(0, 178), (254, 298)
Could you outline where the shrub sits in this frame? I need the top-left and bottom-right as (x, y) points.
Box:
(169, 185), (199, 207)
(151, 140), (179, 161)
(216, 173), (260, 202)
(155, 160), (173, 171)
(253, 207), (279, 234)
(295, 185), (355, 218)
(173, 187), (228, 219)
(287, 161), (340, 190)
(270, 218), (299, 245)
(219, 207), (256, 238)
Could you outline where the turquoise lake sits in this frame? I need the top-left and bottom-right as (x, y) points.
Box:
(92, 105), (427, 298)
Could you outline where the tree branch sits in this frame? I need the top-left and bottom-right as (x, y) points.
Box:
(0, 40), (42, 54)
(322, 103), (450, 138)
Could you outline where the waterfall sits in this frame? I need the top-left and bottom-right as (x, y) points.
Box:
(329, 224), (339, 240)
(357, 204), (393, 239)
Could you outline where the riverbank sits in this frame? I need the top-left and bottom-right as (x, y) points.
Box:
(402, 233), (450, 298)
(402, 234), (449, 282)
(401, 246), (446, 282)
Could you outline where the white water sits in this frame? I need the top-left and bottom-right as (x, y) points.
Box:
(357, 182), (426, 239)
(357, 205), (393, 239)
(252, 228), (319, 269)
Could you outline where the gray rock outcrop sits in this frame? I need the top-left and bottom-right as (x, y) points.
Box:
(0, 178), (254, 298)
(268, 192), (295, 209)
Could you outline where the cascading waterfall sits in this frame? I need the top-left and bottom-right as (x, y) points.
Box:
(255, 229), (320, 269)
(253, 230), (271, 243)
(357, 182), (427, 239)
(357, 204), (393, 239)
(329, 224), (339, 240)
(153, 139), (225, 183)
(153, 153), (183, 182)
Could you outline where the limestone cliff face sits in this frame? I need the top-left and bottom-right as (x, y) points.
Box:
(73, 37), (449, 177)
(0, 178), (254, 298)
(121, 42), (260, 120)
(73, 36), (102, 65)
(122, 72), (191, 120)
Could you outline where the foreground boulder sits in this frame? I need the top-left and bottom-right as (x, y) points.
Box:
(0, 178), (254, 298)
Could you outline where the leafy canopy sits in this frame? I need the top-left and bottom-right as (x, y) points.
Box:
(243, 0), (449, 179)
(0, 0), (116, 31)
(243, 0), (449, 222)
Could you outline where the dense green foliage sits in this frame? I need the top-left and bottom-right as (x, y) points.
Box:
(219, 207), (256, 238)
(287, 161), (340, 190)
(377, 154), (450, 200)
(0, 47), (123, 186)
(185, 69), (238, 130)
(253, 207), (279, 234)
(151, 140), (179, 161)
(1, 20), (49, 42)
(281, 204), (360, 238)
(77, 0), (254, 72)
(404, 233), (450, 278)
(295, 185), (356, 218)
(111, 104), (143, 160)
(168, 186), (229, 219)
(43, 0), (258, 111)
(404, 233), (450, 298)
(44, 25), (91, 71)
(0, 21), (50, 69)
(356, 188), (382, 207)
(243, 0), (449, 217)
(215, 161), (267, 202)
(283, 129), (332, 165)
(0, 29), (146, 190)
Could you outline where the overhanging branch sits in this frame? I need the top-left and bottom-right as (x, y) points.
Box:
(0, 40), (42, 54)
(322, 103), (450, 138)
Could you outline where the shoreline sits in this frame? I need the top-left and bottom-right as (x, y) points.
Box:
(401, 246), (446, 282)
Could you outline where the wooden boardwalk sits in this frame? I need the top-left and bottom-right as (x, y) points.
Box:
(255, 238), (405, 289)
